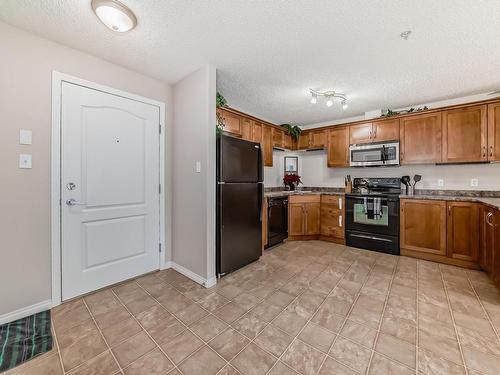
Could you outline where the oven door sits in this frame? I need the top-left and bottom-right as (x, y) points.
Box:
(349, 143), (399, 167)
(345, 195), (399, 236)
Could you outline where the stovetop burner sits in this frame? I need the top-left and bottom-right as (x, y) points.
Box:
(350, 177), (402, 196)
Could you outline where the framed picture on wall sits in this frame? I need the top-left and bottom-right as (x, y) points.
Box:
(284, 156), (298, 174)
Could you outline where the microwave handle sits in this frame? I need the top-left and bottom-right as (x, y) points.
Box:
(381, 145), (386, 164)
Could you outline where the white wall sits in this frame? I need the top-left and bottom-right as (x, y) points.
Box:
(264, 150), (302, 187)
(0, 22), (173, 318)
(172, 66), (216, 282)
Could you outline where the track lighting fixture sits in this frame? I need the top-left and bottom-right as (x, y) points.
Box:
(309, 89), (348, 110)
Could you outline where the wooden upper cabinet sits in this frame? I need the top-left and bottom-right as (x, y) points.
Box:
(283, 133), (294, 150)
(241, 117), (252, 141)
(252, 121), (263, 143)
(310, 130), (326, 148)
(372, 119), (399, 142)
(262, 125), (273, 167)
(304, 203), (321, 235)
(400, 199), (447, 256)
(272, 128), (284, 148)
(400, 112), (442, 164)
(298, 132), (310, 149)
(488, 102), (500, 161)
(349, 123), (372, 144)
(221, 109), (242, 136)
(442, 105), (487, 163)
(447, 202), (480, 262)
(327, 127), (349, 167)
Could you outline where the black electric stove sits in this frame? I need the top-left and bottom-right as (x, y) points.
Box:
(345, 178), (402, 255)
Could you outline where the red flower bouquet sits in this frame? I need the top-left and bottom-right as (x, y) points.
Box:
(283, 173), (302, 190)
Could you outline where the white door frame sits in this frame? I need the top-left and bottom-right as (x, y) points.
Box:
(51, 71), (167, 307)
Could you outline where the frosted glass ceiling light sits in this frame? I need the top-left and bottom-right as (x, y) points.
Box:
(309, 89), (347, 109)
(92, 0), (137, 32)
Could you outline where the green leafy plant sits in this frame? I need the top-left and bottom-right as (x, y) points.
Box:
(216, 92), (228, 135)
(280, 124), (302, 141)
(381, 106), (429, 118)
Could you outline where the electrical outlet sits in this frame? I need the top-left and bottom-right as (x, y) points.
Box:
(471, 178), (479, 187)
(437, 179), (444, 187)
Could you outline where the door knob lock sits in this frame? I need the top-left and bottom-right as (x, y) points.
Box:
(66, 198), (86, 206)
(66, 182), (76, 190)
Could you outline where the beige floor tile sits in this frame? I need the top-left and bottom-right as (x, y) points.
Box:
(67, 350), (118, 375)
(93, 304), (131, 330)
(311, 305), (345, 333)
(368, 353), (413, 375)
(298, 323), (336, 353)
(123, 348), (173, 375)
(462, 346), (500, 375)
(269, 361), (299, 375)
(146, 314), (185, 345)
(190, 314), (228, 341)
(287, 290), (325, 320)
(380, 316), (416, 345)
(6, 353), (63, 375)
(175, 303), (208, 326)
(375, 333), (416, 369)
(266, 291), (296, 308)
(282, 340), (325, 375)
(457, 326), (500, 356)
(233, 313), (267, 339)
(217, 284), (245, 299)
(160, 330), (203, 364)
(231, 343), (276, 375)
(218, 365), (240, 375)
(340, 320), (377, 348)
(199, 293), (230, 312)
(157, 290), (193, 313)
(251, 302), (282, 322)
(418, 348), (466, 375)
(273, 310), (308, 336)
(84, 289), (121, 317)
(255, 325), (294, 357)
(418, 329), (463, 365)
(112, 331), (156, 368)
(101, 315), (142, 347)
(183, 285), (216, 302)
(233, 292), (262, 311)
(318, 357), (357, 375)
(52, 299), (91, 335)
(178, 346), (226, 375)
(123, 291), (158, 316)
(209, 328), (250, 361)
(330, 337), (372, 374)
(135, 305), (171, 330)
(215, 302), (247, 323)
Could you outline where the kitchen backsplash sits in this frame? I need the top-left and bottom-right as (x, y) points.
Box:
(264, 150), (500, 191)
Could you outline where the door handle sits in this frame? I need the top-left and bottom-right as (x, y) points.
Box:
(490, 145), (494, 158)
(482, 146), (486, 158)
(486, 212), (494, 227)
(66, 198), (86, 206)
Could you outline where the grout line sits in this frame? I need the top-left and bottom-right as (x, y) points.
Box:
(438, 265), (469, 375)
(50, 316), (66, 375)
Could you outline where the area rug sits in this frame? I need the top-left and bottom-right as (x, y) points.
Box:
(0, 310), (53, 372)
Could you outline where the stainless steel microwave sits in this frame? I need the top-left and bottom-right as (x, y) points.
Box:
(349, 141), (400, 167)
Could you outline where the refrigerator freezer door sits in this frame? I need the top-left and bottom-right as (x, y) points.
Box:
(219, 135), (262, 183)
(218, 183), (262, 275)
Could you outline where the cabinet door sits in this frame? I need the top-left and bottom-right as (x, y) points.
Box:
(327, 127), (349, 167)
(493, 210), (500, 287)
(400, 112), (442, 164)
(252, 121), (263, 143)
(442, 105), (487, 163)
(221, 110), (242, 136)
(305, 202), (321, 235)
(349, 123), (373, 144)
(372, 119), (399, 142)
(310, 130), (326, 148)
(272, 128), (284, 148)
(320, 204), (344, 238)
(241, 117), (252, 141)
(283, 133), (294, 149)
(488, 102), (500, 161)
(298, 132), (310, 149)
(289, 203), (305, 236)
(480, 206), (495, 273)
(262, 125), (273, 167)
(400, 199), (447, 255)
(447, 202), (480, 262)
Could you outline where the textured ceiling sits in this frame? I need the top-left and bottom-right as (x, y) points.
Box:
(1, 0), (500, 125)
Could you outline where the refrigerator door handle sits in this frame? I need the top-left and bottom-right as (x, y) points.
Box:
(258, 182), (264, 222)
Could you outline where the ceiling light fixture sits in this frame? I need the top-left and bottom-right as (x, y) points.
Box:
(309, 89), (348, 110)
(91, 0), (137, 32)
(400, 30), (412, 40)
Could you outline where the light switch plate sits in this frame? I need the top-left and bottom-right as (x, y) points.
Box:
(19, 154), (32, 169)
(471, 178), (479, 187)
(437, 179), (444, 187)
(19, 129), (32, 145)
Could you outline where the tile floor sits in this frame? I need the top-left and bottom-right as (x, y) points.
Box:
(4, 240), (500, 375)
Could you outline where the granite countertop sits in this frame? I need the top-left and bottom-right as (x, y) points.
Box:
(264, 190), (345, 198)
(400, 194), (500, 210)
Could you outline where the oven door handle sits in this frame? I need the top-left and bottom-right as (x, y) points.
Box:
(349, 233), (393, 242)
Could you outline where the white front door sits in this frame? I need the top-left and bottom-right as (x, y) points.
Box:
(61, 82), (160, 300)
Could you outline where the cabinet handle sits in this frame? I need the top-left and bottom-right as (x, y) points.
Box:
(482, 146), (486, 158)
(339, 215), (343, 227)
(486, 212), (494, 227)
(490, 145), (494, 158)
(338, 198), (342, 210)
(448, 206), (451, 216)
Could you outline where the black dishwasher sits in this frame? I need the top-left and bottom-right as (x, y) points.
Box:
(266, 196), (288, 248)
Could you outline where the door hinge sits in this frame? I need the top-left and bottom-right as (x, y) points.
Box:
(159, 183), (162, 194)
(159, 123), (162, 134)
(159, 243), (162, 253)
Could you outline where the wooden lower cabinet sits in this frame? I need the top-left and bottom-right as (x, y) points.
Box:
(447, 202), (480, 262)
(320, 195), (345, 243)
(493, 210), (500, 287)
(288, 195), (321, 237)
(480, 206), (496, 273)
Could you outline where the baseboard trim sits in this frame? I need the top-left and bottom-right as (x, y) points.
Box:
(161, 261), (173, 270)
(0, 299), (52, 325)
(170, 262), (217, 288)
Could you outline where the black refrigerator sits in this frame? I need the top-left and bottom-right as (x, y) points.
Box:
(217, 135), (263, 277)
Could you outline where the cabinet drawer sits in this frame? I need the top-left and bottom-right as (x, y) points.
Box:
(289, 195), (320, 204)
(321, 195), (343, 208)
